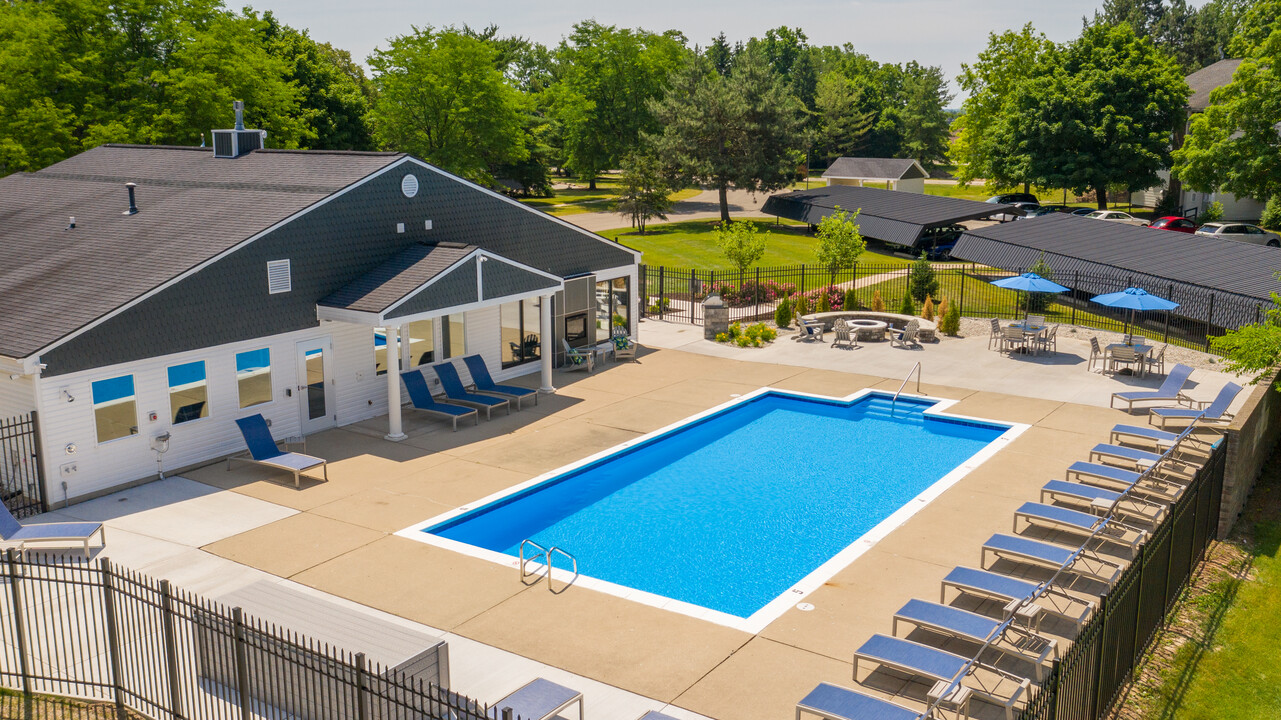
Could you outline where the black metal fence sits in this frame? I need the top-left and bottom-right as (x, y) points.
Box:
(0, 412), (47, 519)
(1017, 440), (1226, 720)
(638, 263), (1273, 352)
(0, 554), (502, 720)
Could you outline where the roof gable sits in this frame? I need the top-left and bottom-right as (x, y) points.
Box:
(1187, 58), (1243, 112)
(822, 157), (927, 181)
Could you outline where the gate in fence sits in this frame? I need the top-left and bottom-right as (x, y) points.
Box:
(0, 412), (47, 519)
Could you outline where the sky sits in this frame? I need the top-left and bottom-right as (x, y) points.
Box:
(247, 0), (1199, 102)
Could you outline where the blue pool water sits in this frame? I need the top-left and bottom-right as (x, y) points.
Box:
(428, 392), (1008, 618)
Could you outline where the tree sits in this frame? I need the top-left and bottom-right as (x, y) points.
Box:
(814, 206), (865, 280)
(909, 255), (939, 303)
(1174, 26), (1281, 202)
(613, 152), (674, 233)
(648, 50), (806, 223)
(950, 24), (1053, 190)
(1212, 282), (1281, 390)
(1001, 23), (1188, 209)
(706, 32), (735, 76)
(898, 62), (954, 170)
(367, 27), (528, 186)
(549, 22), (687, 188)
(717, 221), (767, 271)
(814, 71), (876, 161)
(757, 26), (809, 77)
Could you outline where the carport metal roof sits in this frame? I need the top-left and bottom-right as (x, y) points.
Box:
(951, 213), (1279, 329)
(761, 185), (1018, 247)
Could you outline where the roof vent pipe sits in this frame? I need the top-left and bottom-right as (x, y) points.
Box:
(124, 183), (138, 215)
(233, 100), (245, 131)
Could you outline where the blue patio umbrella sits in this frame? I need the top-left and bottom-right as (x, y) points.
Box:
(1090, 287), (1180, 344)
(989, 272), (1070, 324)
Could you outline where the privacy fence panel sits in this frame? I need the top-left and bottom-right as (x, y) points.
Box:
(1017, 440), (1227, 720)
(639, 263), (1271, 352)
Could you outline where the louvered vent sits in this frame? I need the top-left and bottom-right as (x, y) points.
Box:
(266, 260), (292, 294)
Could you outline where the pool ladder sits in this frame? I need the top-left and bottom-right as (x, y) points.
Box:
(890, 362), (922, 416)
(519, 539), (579, 594)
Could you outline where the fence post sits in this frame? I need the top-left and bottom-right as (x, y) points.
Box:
(6, 549), (32, 702)
(28, 410), (48, 513)
(1204, 293), (1216, 351)
(355, 652), (369, 720)
(159, 580), (185, 720)
(100, 558), (129, 720)
(657, 266), (665, 319)
(1090, 594), (1111, 719)
(958, 265), (966, 316)
(638, 265), (646, 319)
(755, 266), (761, 319)
(232, 607), (253, 720)
(1072, 271), (1079, 326)
(1165, 283), (1174, 344)
(800, 264), (806, 295)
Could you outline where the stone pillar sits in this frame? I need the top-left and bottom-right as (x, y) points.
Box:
(539, 294), (555, 394)
(703, 294), (729, 340)
(385, 325), (407, 441)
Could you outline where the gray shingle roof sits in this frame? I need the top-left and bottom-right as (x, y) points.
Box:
(951, 213), (1279, 328)
(761, 185), (1017, 247)
(1187, 58), (1243, 112)
(0, 145), (404, 359)
(319, 243), (477, 314)
(822, 157), (927, 181)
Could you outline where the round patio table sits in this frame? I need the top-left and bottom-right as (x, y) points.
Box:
(847, 319), (888, 341)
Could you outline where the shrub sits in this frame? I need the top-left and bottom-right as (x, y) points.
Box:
(940, 303), (961, 335)
(921, 295), (935, 321)
(744, 323), (763, 341)
(936, 295), (949, 322)
(761, 326), (778, 342)
(803, 284), (845, 312)
(817, 292), (831, 313)
(794, 293), (811, 318)
(714, 332), (729, 342)
(844, 288), (859, 313)
(774, 297), (792, 328)
(909, 255), (940, 303)
(1262, 195), (1281, 231)
(736, 335), (752, 347)
(898, 293), (915, 315)
(728, 322), (742, 339)
(871, 290), (885, 312)
(1195, 200), (1224, 225)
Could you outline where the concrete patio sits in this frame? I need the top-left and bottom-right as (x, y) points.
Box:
(21, 330), (1244, 720)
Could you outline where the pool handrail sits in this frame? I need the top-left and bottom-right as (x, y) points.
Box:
(519, 538), (549, 585)
(547, 546), (579, 594)
(890, 362), (922, 416)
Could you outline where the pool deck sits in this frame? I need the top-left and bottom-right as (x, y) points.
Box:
(26, 329), (1244, 720)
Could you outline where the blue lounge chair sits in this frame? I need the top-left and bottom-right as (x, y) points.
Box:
(1149, 382), (1242, 429)
(401, 370), (479, 430)
(1109, 424), (1184, 450)
(1065, 461), (1182, 503)
(854, 635), (1030, 720)
(1089, 442), (1163, 469)
(982, 534), (1122, 586)
(229, 414), (328, 488)
(0, 501), (104, 558)
(488, 678), (582, 720)
(433, 363), (510, 419)
(940, 567), (1094, 627)
(796, 683), (924, 720)
(462, 355), (538, 409)
(893, 599), (1056, 679)
(1110, 364), (1193, 411)
(1040, 480), (1167, 525)
(1013, 502), (1146, 555)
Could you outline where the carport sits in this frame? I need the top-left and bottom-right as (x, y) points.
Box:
(951, 212), (1279, 331)
(761, 185), (1019, 249)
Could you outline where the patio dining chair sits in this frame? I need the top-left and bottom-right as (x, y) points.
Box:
(1028, 315), (1047, 328)
(988, 318), (1002, 350)
(1146, 344), (1167, 375)
(1088, 337), (1107, 372)
(1034, 325), (1058, 355)
(1107, 346), (1140, 374)
(1000, 325), (1028, 354)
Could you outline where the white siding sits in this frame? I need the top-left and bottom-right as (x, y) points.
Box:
(0, 375), (35, 419)
(896, 178), (925, 194)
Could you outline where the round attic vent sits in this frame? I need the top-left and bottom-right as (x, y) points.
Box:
(401, 174), (419, 198)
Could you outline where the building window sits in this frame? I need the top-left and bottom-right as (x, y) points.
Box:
(92, 375), (138, 443)
(407, 319), (435, 367)
(442, 314), (466, 359)
(167, 361), (209, 424)
(374, 328), (389, 376)
(596, 277), (630, 335)
(500, 299), (541, 368)
(235, 349), (273, 408)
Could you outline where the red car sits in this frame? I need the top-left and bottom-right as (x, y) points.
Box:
(1149, 216), (1199, 233)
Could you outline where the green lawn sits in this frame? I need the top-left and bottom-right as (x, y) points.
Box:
(519, 174), (699, 216)
(1133, 452), (1281, 719)
(602, 219), (916, 269)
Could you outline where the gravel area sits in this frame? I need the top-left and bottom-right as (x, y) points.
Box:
(955, 317), (1227, 372)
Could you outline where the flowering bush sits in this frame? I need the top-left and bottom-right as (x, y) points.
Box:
(707, 279), (798, 307)
(800, 285), (846, 312)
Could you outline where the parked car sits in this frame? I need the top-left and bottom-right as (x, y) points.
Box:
(915, 225), (965, 260)
(1019, 206), (1061, 219)
(1195, 222), (1281, 246)
(1084, 210), (1149, 227)
(992, 201), (1039, 223)
(1148, 216), (1199, 234)
(1069, 207), (1096, 216)
(986, 192), (1039, 205)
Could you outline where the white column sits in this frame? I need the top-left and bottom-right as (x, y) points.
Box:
(539, 294), (555, 394)
(385, 324), (407, 441)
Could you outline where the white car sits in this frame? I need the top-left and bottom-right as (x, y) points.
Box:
(1195, 222), (1281, 247)
(1084, 210), (1149, 227)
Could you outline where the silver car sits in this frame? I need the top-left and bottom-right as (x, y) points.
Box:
(1195, 222), (1281, 247)
(1084, 210), (1149, 227)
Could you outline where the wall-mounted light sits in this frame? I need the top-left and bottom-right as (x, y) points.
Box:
(65, 443), (77, 455)
(60, 388), (75, 403)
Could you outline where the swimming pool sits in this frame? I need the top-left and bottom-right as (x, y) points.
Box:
(399, 388), (1025, 631)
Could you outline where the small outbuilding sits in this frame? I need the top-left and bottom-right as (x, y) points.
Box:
(821, 158), (928, 194)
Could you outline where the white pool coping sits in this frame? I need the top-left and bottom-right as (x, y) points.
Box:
(395, 387), (1030, 634)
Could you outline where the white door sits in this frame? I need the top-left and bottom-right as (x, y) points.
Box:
(296, 337), (336, 435)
